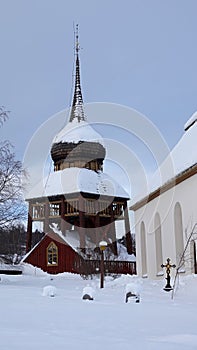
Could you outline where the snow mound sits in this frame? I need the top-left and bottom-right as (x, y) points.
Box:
(51, 272), (82, 280)
(0, 275), (9, 283)
(21, 263), (48, 276)
(42, 285), (57, 297)
(105, 274), (140, 289)
(125, 282), (142, 295)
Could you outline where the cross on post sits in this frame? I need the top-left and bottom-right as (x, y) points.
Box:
(161, 258), (176, 292)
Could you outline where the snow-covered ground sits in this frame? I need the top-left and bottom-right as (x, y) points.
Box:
(0, 265), (197, 350)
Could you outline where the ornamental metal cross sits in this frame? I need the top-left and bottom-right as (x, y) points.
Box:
(161, 258), (176, 292)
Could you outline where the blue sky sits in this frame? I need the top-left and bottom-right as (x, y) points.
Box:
(0, 0), (197, 160)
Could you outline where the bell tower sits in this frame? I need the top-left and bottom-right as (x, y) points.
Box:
(26, 25), (133, 260)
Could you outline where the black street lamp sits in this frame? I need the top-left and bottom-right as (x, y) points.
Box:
(99, 241), (107, 288)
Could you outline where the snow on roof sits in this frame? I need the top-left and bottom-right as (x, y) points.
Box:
(131, 118), (197, 205)
(52, 119), (104, 146)
(21, 240), (42, 263)
(153, 117), (197, 187)
(22, 223), (95, 262)
(25, 167), (129, 200)
(50, 223), (95, 251)
(169, 118), (197, 175)
(51, 225), (135, 261)
(184, 111), (197, 131)
(116, 243), (136, 262)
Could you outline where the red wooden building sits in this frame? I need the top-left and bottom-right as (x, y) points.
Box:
(24, 26), (134, 275)
(24, 229), (136, 275)
(24, 231), (81, 275)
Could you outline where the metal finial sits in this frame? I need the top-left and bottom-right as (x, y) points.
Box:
(75, 24), (80, 54)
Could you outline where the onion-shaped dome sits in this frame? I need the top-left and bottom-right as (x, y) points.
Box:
(51, 120), (106, 172)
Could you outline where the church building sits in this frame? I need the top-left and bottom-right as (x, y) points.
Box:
(130, 113), (197, 279)
(23, 26), (134, 274)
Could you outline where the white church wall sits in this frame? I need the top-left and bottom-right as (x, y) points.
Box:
(178, 175), (197, 231)
(139, 221), (147, 276)
(134, 173), (197, 279)
(154, 213), (163, 274)
(174, 202), (184, 266)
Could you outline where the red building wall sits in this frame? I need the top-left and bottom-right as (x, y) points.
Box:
(24, 233), (82, 274)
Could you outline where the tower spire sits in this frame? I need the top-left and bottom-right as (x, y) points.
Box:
(69, 24), (86, 123)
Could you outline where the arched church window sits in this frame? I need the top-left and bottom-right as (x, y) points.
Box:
(140, 221), (147, 277)
(47, 242), (58, 266)
(154, 212), (163, 275)
(174, 202), (184, 266)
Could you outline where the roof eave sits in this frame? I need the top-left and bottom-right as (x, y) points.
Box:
(130, 163), (197, 211)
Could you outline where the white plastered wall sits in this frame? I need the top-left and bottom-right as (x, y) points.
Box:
(134, 173), (197, 279)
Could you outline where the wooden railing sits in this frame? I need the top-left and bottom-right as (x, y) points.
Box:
(74, 259), (136, 276)
(32, 200), (125, 220)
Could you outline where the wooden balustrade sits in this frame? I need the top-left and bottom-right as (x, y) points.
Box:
(32, 204), (45, 220)
(32, 199), (125, 220)
(49, 202), (61, 217)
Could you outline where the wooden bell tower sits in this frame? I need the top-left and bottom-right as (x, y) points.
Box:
(26, 25), (133, 259)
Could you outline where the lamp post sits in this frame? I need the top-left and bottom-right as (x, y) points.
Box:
(161, 258), (176, 292)
(99, 241), (107, 288)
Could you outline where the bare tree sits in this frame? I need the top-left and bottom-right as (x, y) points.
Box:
(0, 108), (26, 228)
(0, 106), (9, 126)
(171, 223), (197, 299)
